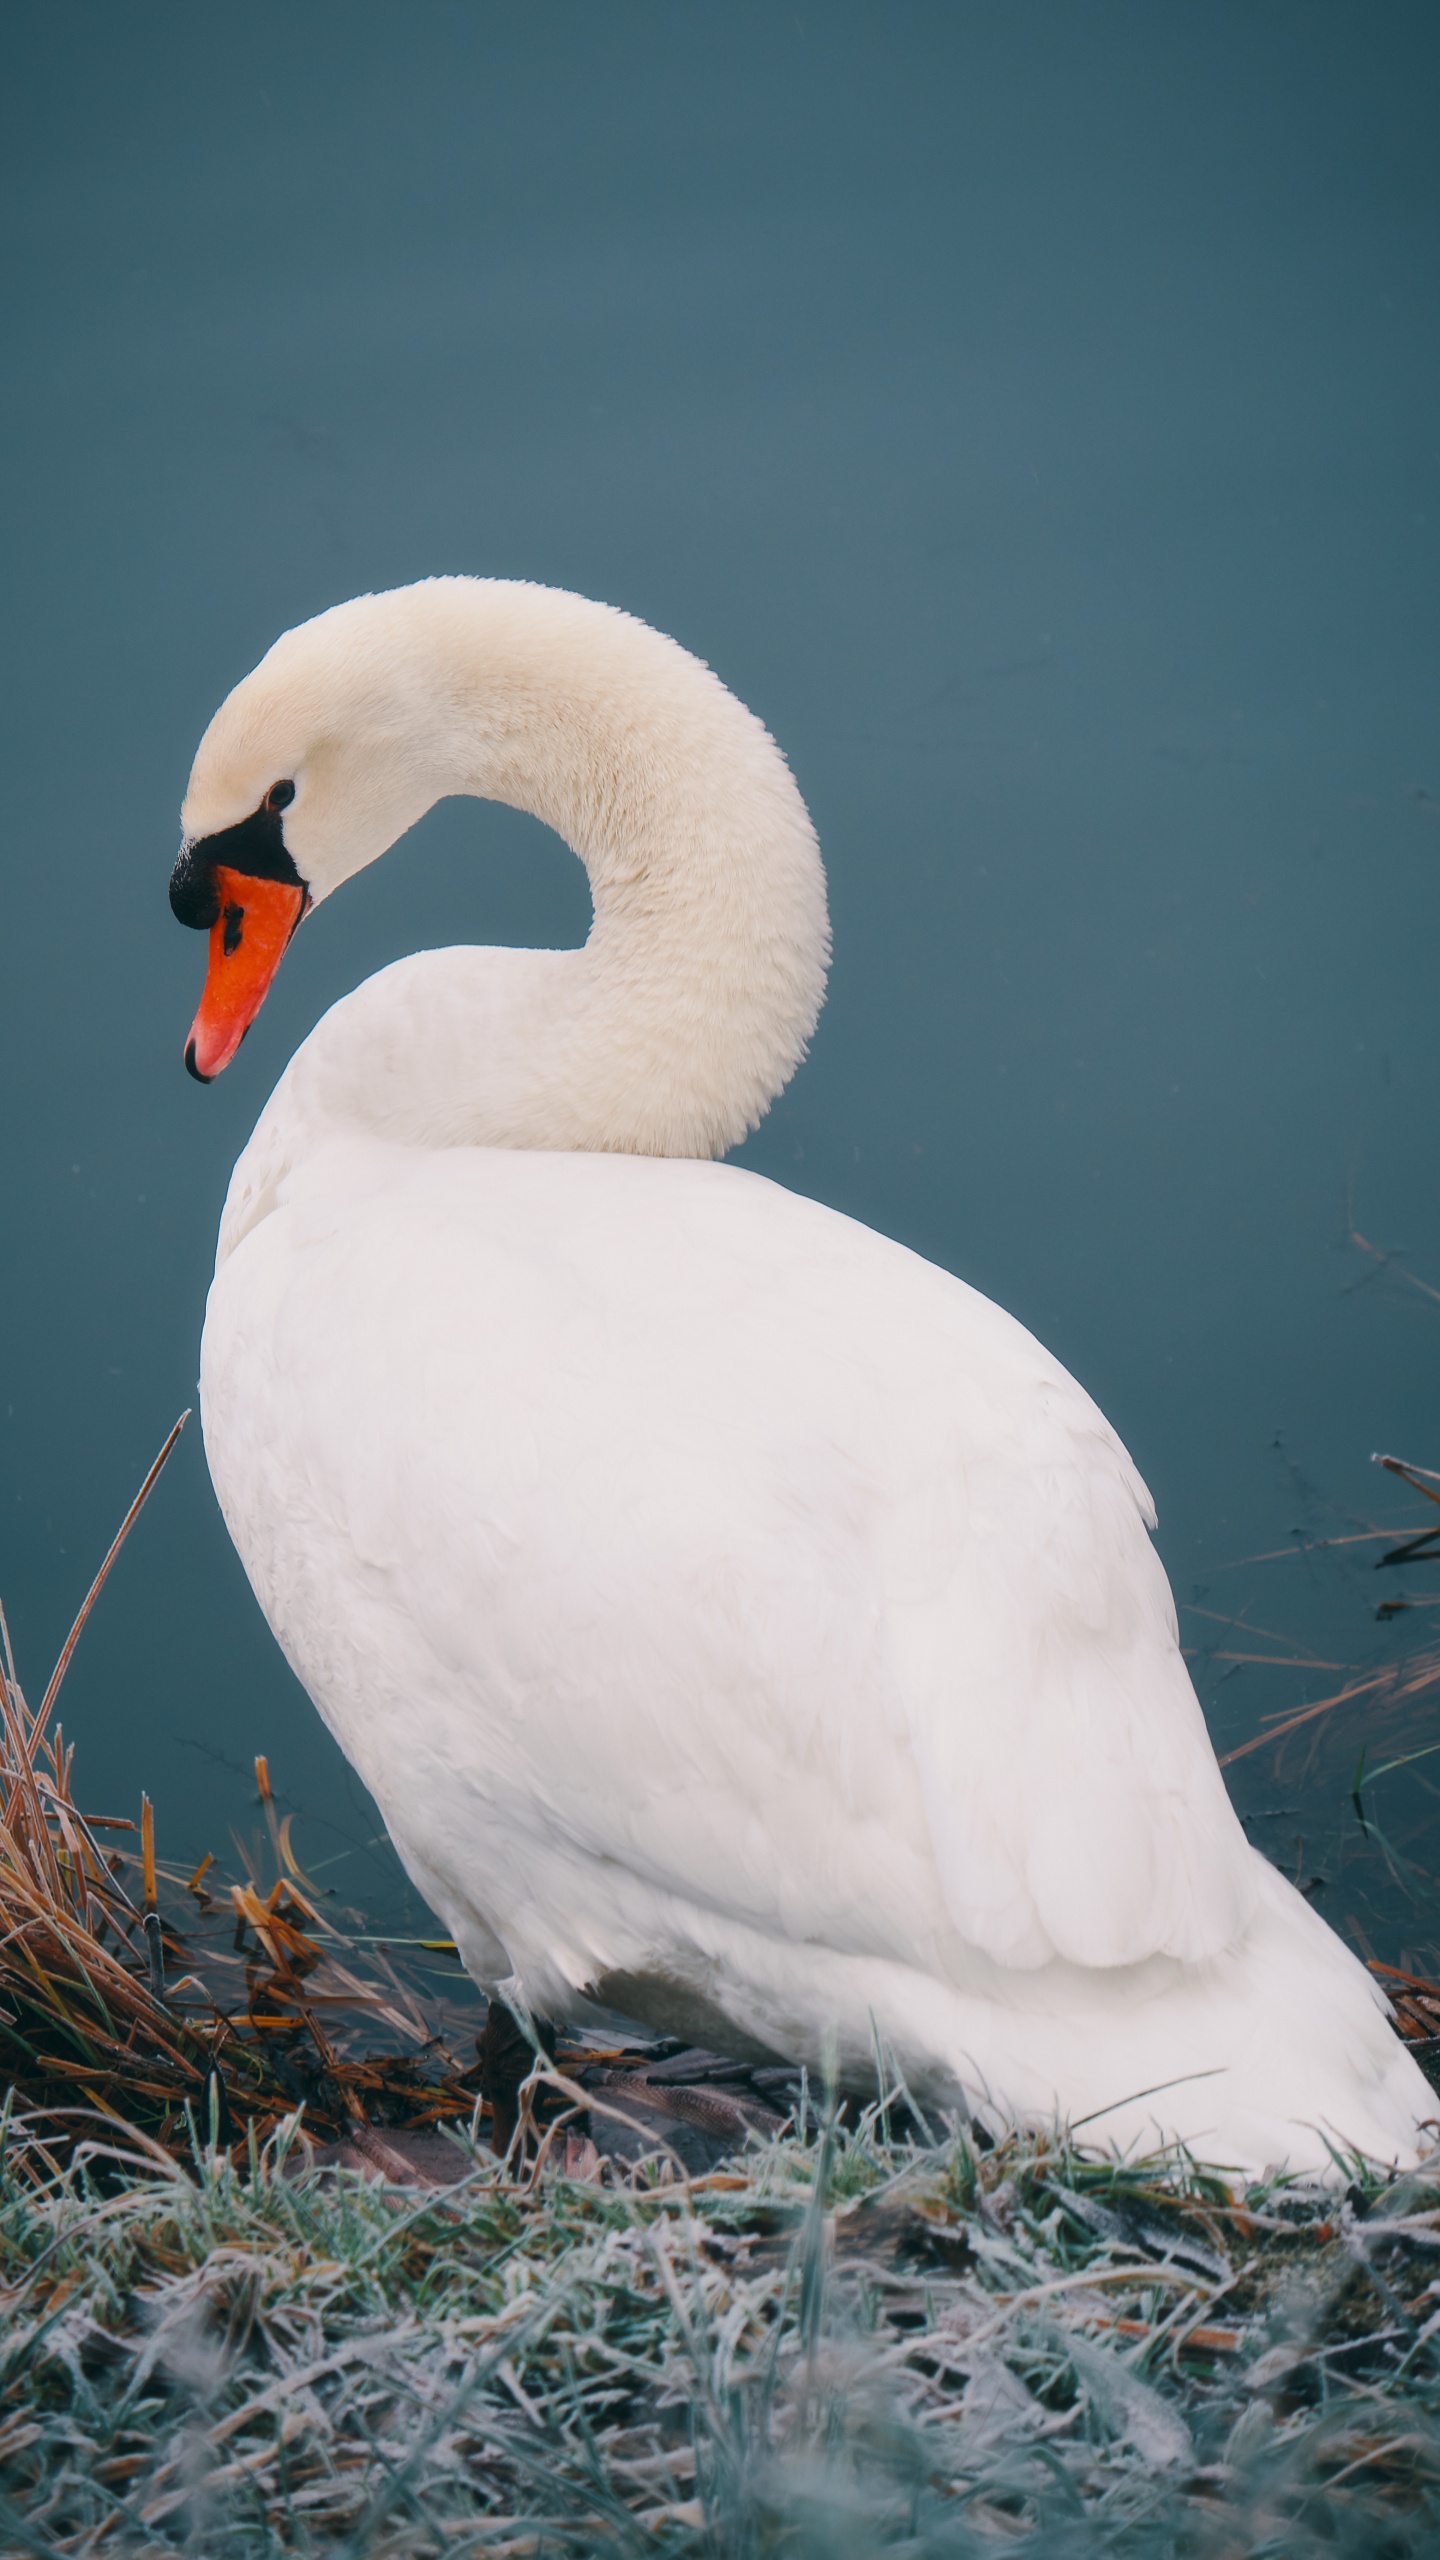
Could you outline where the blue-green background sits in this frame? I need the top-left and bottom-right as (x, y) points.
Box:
(2, 4), (1438, 1945)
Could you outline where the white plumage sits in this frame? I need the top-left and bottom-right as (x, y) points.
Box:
(178, 577), (1432, 2175)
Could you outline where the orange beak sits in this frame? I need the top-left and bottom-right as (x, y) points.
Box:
(184, 866), (309, 1082)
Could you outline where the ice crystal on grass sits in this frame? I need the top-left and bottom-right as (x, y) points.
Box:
(3, 2100), (1440, 2555)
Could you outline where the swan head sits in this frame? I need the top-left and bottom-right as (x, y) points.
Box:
(169, 784), (309, 1082)
(170, 593), (454, 1081)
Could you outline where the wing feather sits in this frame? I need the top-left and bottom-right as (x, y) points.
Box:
(204, 1141), (1255, 1989)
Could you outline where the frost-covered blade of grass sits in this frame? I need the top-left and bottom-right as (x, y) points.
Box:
(4, 2100), (1440, 2556)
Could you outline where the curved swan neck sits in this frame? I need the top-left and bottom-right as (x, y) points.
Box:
(189, 579), (830, 1167)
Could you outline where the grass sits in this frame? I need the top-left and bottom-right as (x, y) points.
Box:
(1184, 1418), (1440, 2011)
(6, 2096), (1440, 2553)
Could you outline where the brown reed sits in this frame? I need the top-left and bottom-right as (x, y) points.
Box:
(0, 1420), (485, 2155)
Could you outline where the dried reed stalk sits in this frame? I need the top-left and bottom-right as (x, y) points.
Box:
(0, 1421), (484, 2154)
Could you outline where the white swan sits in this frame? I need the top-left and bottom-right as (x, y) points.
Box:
(171, 577), (1430, 2176)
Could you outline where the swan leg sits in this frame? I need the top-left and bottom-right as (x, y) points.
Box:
(478, 1998), (557, 2154)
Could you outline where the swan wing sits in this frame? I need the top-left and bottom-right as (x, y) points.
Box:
(871, 1309), (1256, 1970)
(203, 1141), (1255, 1988)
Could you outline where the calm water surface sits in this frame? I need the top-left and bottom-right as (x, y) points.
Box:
(2, 4), (1439, 1960)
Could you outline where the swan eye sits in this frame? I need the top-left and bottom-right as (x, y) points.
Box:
(265, 780), (296, 812)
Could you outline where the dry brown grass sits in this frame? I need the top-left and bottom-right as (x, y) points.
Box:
(0, 1419), (487, 2155)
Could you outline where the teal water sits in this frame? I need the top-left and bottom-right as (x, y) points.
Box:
(2, 4), (1439, 1954)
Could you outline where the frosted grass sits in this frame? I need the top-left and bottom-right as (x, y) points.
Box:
(4, 2088), (1440, 2556)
